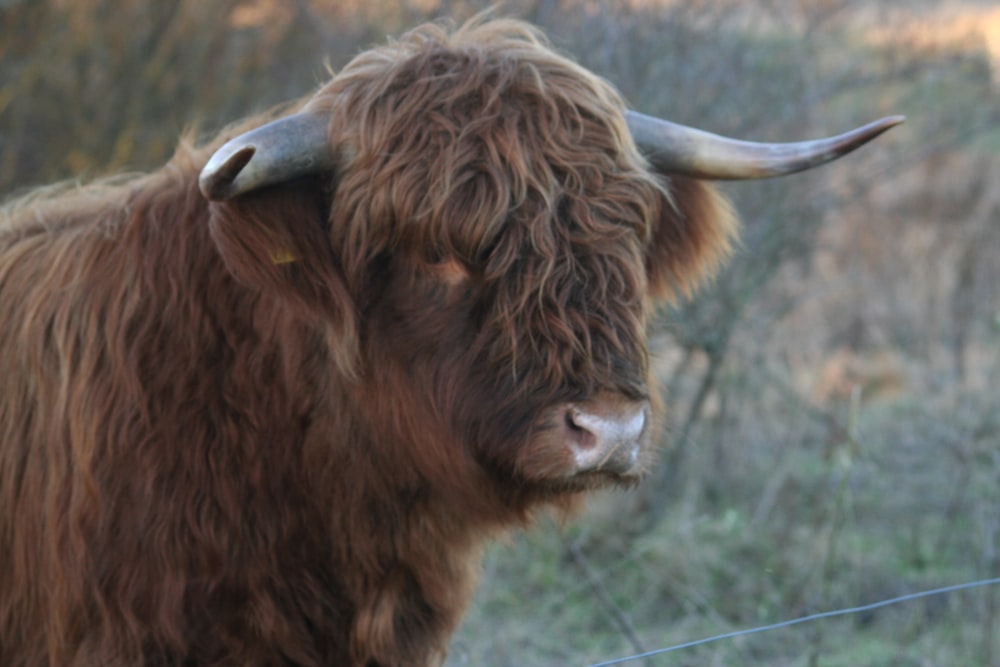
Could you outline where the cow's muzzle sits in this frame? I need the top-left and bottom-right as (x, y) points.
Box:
(562, 395), (651, 477)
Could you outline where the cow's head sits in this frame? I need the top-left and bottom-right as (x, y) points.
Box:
(200, 19), (901, 499)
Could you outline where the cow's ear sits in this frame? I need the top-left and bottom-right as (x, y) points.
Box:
(646, 176), (740, 302)
(207, 178), (358, 363)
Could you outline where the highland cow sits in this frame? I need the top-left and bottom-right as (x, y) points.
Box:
(0, 18), (900, 667)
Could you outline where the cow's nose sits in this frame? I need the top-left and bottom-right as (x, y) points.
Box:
(563, 397), (649, 476)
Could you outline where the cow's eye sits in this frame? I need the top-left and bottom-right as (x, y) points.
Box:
(424, 255), (469, 285)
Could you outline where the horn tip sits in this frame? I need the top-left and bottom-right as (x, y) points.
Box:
(866, 115), (906, 137)
(851, 114), (905, 148)
(880, 114), (907, 129)
(199, 146), (256, 201)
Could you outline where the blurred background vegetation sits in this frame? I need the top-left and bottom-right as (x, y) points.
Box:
(2, 0), (999, 665)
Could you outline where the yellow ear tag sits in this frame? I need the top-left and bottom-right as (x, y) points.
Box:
(271, 249), (299, 265)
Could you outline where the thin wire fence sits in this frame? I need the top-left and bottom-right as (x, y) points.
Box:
(585, 577), (1000, 666)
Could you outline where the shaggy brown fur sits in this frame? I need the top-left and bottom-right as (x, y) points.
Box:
(0, 18), (736, 667)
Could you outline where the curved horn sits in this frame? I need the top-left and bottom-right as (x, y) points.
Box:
(199, 112), (336, 201)
(626, 111), (905, 180)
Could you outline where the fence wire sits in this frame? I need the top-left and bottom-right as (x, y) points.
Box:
(586, 577), (1000, 667)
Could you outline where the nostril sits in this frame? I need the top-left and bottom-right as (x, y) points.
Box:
(564, 408), (597, 450)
